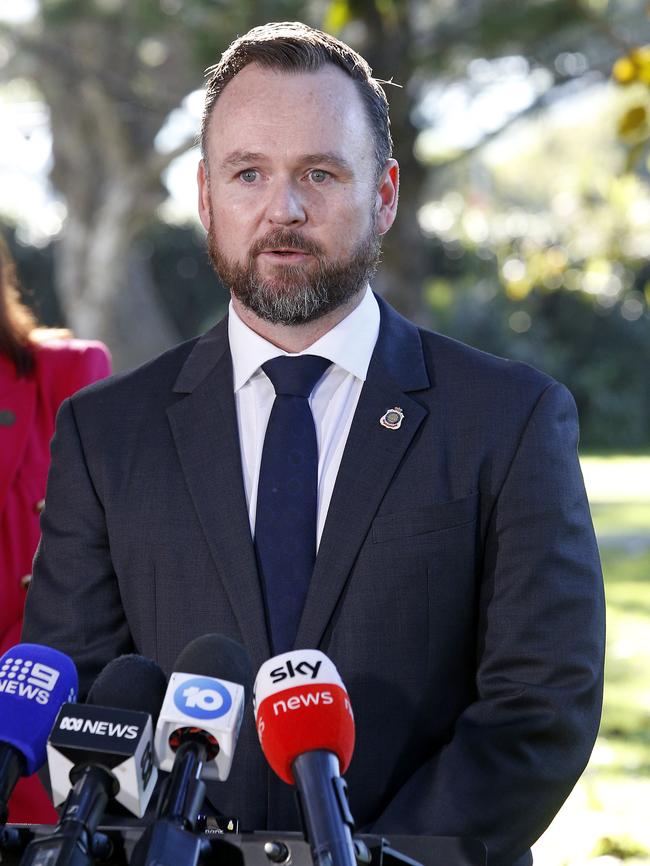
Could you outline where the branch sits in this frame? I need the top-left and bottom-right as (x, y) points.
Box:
(146, 134), (199, 181)
(427, 71), (605, 171)
(0, 25), (189, 115)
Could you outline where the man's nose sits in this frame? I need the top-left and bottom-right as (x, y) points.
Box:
(265, 178), (306, 226)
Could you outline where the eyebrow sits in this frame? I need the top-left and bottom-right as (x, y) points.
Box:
(299, 152), (355, 174)
(220, 151), (266, 169)
(220, 150), (355, 175)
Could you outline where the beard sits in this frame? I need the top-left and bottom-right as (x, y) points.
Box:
(206, 213), (381, 325)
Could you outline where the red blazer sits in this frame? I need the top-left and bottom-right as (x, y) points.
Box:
(0, 337), (111, 823)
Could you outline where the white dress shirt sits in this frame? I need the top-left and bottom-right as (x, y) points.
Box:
(228, 286), (380, 547)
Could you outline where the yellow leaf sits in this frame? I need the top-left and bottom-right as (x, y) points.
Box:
(613, 56), (637, 84)
(638, 63), (650, 85)
(618, 105), (648, 137)
(323, 0), (352, 34)
(630, 45), (650, 66)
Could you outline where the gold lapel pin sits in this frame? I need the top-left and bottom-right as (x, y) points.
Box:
(380, 407), (404, 430)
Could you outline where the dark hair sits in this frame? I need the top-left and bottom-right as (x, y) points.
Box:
(0, 233), (36, 377)
(201, 21), (392, 177)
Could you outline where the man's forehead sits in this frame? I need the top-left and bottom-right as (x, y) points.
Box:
(214, 60), (359, 104)
(205, 62), (375, 163)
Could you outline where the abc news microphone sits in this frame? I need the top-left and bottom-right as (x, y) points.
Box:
(130, 633), (252, 866)
(0, 644), (78, 826)
(254, 650), (357, 866)
(19, 654), (167, 866)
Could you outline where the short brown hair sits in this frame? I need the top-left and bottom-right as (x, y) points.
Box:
(201, 22), (392, 177)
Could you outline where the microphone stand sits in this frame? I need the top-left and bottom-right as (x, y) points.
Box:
(130, 739), (211, 866)
(0, 746), (25, 827)
(19, 765), (117, 866)
(293, 750), (357, 866)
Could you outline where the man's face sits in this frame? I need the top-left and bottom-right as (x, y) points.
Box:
(198, 62), (398, 325)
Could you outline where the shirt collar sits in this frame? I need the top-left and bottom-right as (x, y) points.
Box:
(228, 286), (380, 392)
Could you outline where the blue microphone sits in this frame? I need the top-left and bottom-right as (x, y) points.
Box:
(0, 643), (78, 825)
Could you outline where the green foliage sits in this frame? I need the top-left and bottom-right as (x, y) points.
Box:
(592, 836), (650, 860)
(591, 502), (650, 536)
(437, 0), (588, 57)
(559, 459), (650, 861)
(145, 222), (229, 337)
(419, 237), (650, 449)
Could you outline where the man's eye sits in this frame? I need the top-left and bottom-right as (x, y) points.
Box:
(240, 169), (258, 183)
(309, 169), (329, 183)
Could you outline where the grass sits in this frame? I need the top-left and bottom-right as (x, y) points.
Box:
(591, 503), (650, 537)
(532, 456), (650, 866)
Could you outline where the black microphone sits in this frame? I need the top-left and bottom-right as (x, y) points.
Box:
(130, 634), (252, 866)
(19, 655), (167, 866)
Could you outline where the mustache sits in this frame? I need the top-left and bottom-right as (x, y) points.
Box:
(249, 230), (325, 258)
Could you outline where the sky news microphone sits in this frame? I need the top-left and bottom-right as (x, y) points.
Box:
(19, 654), (167, 866)
(254, 650), (357, 866)
(0, 643), (78, 826)
(130, 634), (252, 866)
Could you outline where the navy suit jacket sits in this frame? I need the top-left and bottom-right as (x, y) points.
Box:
(23, 297), (605, 866)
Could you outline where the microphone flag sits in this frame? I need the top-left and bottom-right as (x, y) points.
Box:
(253, 650), (355, 785)
(154, 672), (245, 781)
(47, 703), (157, 817)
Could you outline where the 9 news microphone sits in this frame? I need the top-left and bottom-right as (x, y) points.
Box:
(0, 643), (78, 826)
(254, 650), (357, 866)
(130, 633), (252, 866)
(19, 654), (167, 866)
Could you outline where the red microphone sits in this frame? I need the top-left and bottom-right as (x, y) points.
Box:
(254, 650), (357, 866)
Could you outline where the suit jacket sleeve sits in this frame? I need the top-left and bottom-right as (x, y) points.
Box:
(22, 395), (134, 695)
(370, 381), (605, 866)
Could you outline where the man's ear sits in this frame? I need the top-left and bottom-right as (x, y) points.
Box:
(375, 159), (399, 235)
(197, 159), (211, 231)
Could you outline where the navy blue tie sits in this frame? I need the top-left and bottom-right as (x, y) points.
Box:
(255, 355), (331, 654)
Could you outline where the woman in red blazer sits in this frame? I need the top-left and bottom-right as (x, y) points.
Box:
(0, 234), (111, 822)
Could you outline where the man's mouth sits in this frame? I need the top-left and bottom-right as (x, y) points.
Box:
(261, 248), (312, 259)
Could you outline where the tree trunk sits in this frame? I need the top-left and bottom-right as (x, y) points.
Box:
(355, 2), (433, 326)
(8, 13), (199, 370)
(54, 179), (180, 371)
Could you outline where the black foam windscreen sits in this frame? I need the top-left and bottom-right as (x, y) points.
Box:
(172, 634), (253, 702)
(86, 655), (168, 724)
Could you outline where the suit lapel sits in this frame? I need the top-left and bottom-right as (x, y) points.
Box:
(295, 298), (431, 650)
(166, 319), (271, 668)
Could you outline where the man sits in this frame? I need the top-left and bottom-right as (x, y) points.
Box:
(23, 22), (605, 866)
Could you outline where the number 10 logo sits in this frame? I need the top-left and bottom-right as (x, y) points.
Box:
(173, 676), (233, 720)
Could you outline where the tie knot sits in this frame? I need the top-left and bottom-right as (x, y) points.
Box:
(262, 355), (331, 397)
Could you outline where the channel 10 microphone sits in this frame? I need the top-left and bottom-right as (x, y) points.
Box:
(154, 633), (252, 783)
(254, 650), (357, 866)
(19, 655), (167, 866)
(0, 643), (77, 826)
(130, 634), (252, 866)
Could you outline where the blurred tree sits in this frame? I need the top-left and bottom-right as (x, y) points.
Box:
(0, 0), (305, 367)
